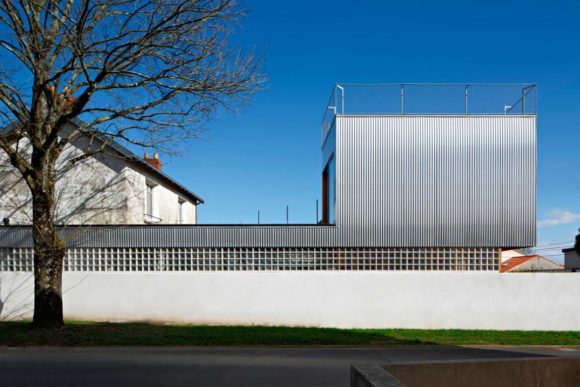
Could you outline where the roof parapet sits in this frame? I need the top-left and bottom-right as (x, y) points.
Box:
(321, 83), (537, 144)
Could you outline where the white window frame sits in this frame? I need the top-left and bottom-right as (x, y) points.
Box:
(144, 181), (160, 223)
(178, 198), (186, 224)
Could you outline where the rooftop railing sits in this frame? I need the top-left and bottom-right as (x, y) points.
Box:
(321, 83), (536, 142)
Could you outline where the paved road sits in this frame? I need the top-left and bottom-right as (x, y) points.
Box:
(0, 345), (575, 387)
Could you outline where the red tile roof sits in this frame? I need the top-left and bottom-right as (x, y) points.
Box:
(501, 255), (564, 272)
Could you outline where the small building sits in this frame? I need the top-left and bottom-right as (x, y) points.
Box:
(500, 254), (564, 272)
(0, 119), (203, 225)
(563, 248), (580, 270)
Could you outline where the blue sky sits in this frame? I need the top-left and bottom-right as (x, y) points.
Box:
(159, 1), (579, 259)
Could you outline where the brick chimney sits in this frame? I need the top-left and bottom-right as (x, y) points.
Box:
(143, 152), (162, 171)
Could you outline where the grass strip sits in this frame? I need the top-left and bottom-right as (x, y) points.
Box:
(0, 321), (579, 347)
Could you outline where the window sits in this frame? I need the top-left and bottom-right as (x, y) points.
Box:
(322, 155), (335, 224)
(178, 198), (185, 224)
(146, 182), (155, 216)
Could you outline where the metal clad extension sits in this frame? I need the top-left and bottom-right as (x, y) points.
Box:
(336, 115), (536, 247)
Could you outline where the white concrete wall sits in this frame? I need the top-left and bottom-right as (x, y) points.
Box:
(1, 272), (579, 330)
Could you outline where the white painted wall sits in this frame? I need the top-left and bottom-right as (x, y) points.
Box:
(0, 137), (134, 224)
(507, 257), (563, 271)
(500, 249), (524, 263)
(1, 272), (579, 330)
(142, 176), (197, 224)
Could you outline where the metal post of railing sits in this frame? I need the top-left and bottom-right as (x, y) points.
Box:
(522, 87), (526, 114)
(336, 85), (344, 114)
(400, 84), (405, 114)
(534, 85), (537, 114)
(315, 199), (319, 223)
(334, 86), (338, 115)
(464, 85), (469, 114)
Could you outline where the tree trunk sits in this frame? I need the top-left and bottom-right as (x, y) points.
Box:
(31, 181), (64, 329)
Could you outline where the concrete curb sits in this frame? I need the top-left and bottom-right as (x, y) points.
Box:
(350, 363), (404, 387)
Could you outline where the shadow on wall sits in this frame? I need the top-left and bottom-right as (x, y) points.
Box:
(0, 273), (33, 321)
(0, 137), (145, 228)
(0, 272), (91, 321)
(0, 163), (134, 226)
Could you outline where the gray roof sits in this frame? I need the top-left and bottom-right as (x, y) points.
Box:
(1, 118), (204, 204)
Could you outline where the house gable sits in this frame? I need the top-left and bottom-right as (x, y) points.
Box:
(0, 120), (202, 225)
(501, 255), (564, 272)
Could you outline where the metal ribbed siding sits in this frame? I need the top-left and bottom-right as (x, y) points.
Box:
(0, 225), (339, 248)
(0, 115), (536, 248)
(336, 115), (536, 247)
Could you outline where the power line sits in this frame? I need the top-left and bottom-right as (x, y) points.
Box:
(534, 241), (574, 247)
(535, 247), (568, 250)
(531, 246), (572, 252)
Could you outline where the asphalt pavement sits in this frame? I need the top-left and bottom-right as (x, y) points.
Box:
(0, 345), (577, 387)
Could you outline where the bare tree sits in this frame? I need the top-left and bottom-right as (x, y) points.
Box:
(0, 0), (263, 329)
(518, 247), (535, 256)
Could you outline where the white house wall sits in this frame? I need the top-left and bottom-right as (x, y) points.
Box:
(0, 145), (32, 224)
(185, 201), (197, 224)
(0, 136), (136, 225)
(55, 138), (135, 224)
(140, 174), (197, 224)
(0, 127), (197, 225)
(1, 271), (579, 330)
(124, 167), (147, 224)
(508, 257), (561, 271)
(500, 249), (524, 263)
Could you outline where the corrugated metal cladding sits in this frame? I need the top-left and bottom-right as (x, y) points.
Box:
(336, 115), (536, 247)
(0, 115), (536, 248)
(0, 226), (339, 248)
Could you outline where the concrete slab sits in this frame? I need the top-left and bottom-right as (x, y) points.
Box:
(381, 358), (580, 387)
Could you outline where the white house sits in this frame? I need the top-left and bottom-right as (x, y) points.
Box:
(500, 249), (564, 272)
(500, 253), (564, 272)
(0, 119), (203, 225)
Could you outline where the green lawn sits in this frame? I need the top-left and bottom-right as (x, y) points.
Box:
(0, 321), (579, 347)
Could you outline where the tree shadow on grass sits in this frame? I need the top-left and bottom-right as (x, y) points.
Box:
(0, 322), (430, 347)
